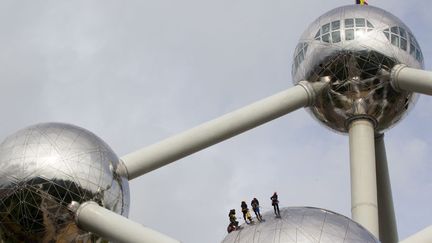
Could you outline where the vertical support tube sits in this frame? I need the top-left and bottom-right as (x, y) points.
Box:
(375, 134), (399, 243)
(74, 202), (180, 243)
(348, 118), (379, 237)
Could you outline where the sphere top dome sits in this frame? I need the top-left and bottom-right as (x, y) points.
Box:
(222, 207), (379, 243)
(0, 122), (129, 242)
(291, 4), (423, 133)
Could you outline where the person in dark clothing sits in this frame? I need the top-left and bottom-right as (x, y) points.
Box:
(251, 198), (263, 221)
(270, 192), (280, 217)
(228, 209), (239, 233)
(241, 201), (253, 224)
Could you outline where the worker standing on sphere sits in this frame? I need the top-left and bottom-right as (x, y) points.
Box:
(227, 209), (239, 233)
(270, 192), (280, 217)
(251, 198), (263, 221)
(241, 201), (253, 224)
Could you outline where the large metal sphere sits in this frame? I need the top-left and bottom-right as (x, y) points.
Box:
(0, 123), (129, 242)
(292, 5), (424, 133)
(222, 207), (379, 243)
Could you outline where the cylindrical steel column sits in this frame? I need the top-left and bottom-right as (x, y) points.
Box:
(121, 80), (329, 180)
(375, 134), (398, 243)
(348, 118), (379, 237)
(391, 64), (432, 95)
(74, 202), (180, 243)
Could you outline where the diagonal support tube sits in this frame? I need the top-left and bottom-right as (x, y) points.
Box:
(348, 118), (379, 238)
(120, 79), (329, 180)
(400, 226), (432, 243)
(375, 133), (399, 243)
(74, 201), (181, 243)
(391, 64), (432, 95)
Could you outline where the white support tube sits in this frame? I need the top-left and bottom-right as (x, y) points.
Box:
(375, 134), (398, 243)
(74, 201), (181, 243)
(121, 80), (329, 180)
(400, 226), (432, 243)
(348, 118), (379, 238)
(391, 64), (432, 95)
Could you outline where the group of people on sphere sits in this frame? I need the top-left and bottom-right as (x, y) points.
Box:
(227, 192), (281, 233)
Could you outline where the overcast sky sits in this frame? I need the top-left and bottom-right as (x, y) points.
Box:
(0, 0), (431, 242)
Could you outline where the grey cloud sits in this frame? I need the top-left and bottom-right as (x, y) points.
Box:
(0, 1), (431, 242)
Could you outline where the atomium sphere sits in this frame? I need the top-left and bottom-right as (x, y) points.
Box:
(292, 5), (424, 133)
(0, 123), (129, 242)
(222, 207), (379, 243)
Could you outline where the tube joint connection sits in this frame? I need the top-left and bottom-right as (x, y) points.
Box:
(74, 201), (99, 226)
(390, 64), (407, 92)
(116, 159), (130, 180)
(298, 76), (330, 106)
(345, 115), (378, 130)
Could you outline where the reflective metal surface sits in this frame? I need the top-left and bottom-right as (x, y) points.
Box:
(0, 123), (129, 242)
(292, 5), (424, 133)
(221, 207), (379, 243)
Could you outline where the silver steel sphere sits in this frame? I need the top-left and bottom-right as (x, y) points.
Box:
(0, 123), (129, 242)
(292, 5), (424, 133)
(222, 207), (379, 243)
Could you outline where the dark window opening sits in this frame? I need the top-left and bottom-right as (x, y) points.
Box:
(322, 23), (330, 34)
(331, 21), (340, 30)
(355, 18), (365, 27)
(346, 29), (354, 40)
(391, 34), (399, 46)
(400, 38), (407, 51)
(322, 33), (330, 43)
(332, 31), (341, 43)
(345, 19), (354, 28)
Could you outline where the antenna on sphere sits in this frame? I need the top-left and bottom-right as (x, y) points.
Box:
(355, 0), (368, 5)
